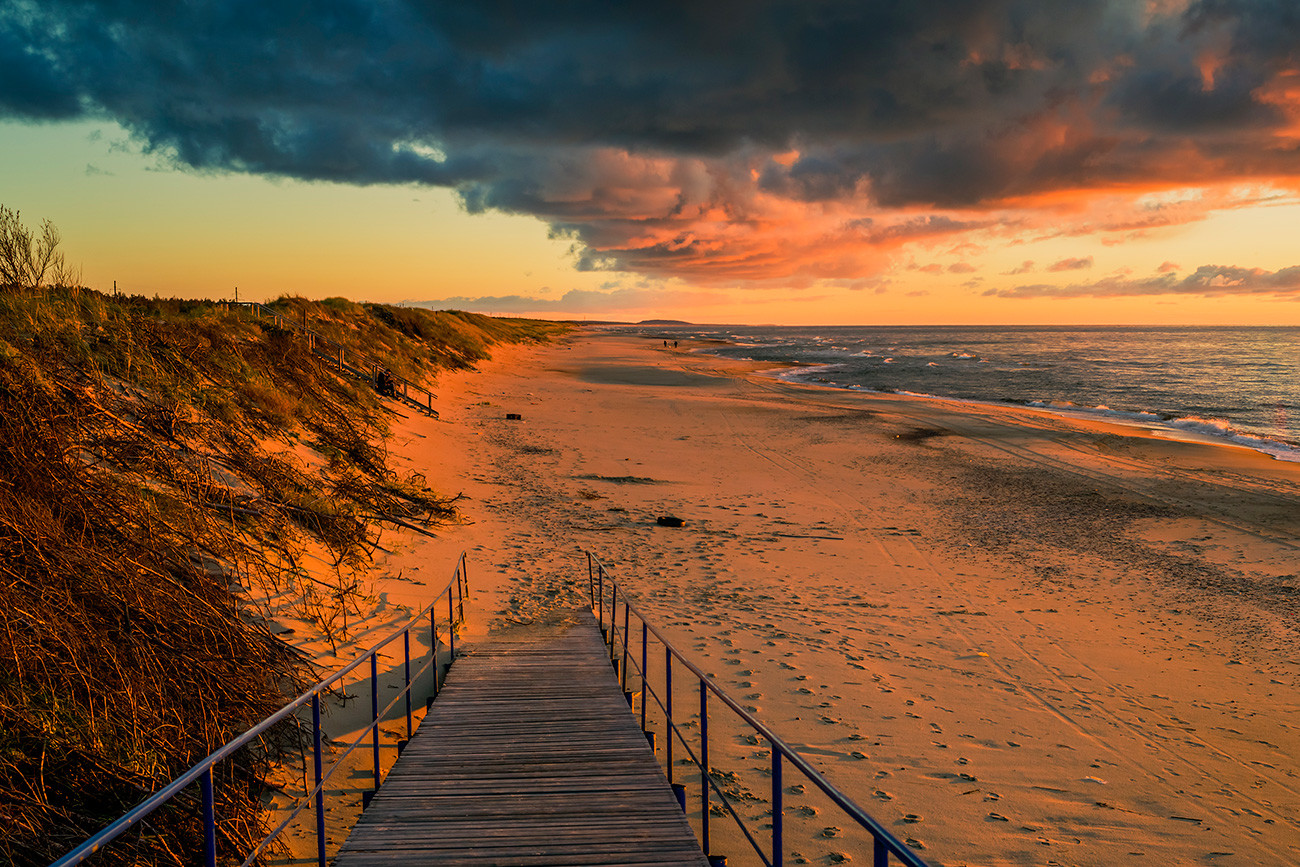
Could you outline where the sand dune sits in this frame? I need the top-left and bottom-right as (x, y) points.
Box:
(374, 329), (1300, 866)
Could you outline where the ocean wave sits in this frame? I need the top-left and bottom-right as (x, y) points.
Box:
(1028, 402), (1300, 462)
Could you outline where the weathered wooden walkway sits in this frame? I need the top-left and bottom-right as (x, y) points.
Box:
(333, 613), (708, 866)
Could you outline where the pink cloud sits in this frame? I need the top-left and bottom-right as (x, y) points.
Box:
(1047, 256), (1094, 272)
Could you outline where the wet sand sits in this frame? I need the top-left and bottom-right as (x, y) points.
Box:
(371, 328), (1300, 866)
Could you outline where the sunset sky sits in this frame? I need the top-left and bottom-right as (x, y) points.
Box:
(3, 1), (1300, 324)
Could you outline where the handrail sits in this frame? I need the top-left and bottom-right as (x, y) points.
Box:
(586, 551), (930, 867)
(226, 300), (437, 413)
(51, 552), (471, 867)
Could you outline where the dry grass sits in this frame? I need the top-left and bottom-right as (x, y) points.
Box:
(0, 286), (566, 864)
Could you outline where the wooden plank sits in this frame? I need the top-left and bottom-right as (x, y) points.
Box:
(332, 616), (707, 866)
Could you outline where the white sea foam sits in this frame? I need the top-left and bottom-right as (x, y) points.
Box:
(1029, 403), (1300, 462)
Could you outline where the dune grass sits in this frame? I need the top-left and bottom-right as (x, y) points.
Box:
(0, 286), (566, 864)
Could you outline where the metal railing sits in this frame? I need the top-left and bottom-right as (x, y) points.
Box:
(227, 300), (437, 414)
(587, 551), (930, 867)
(51, 552), (470, 867)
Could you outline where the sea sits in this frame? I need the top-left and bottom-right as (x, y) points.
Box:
(624, 325), (1300, 462)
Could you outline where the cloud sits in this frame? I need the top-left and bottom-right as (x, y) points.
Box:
(1047, 256), (1094, 271)
(2, 1), (1300, 285)
(406, 284), (725, 314)
(986, 263), (1300, 298)
(948, 262), (977, 273)
(1157, 260), (1181, 272)
(1003, 260), (1036, 274)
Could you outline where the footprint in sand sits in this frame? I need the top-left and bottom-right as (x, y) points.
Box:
(821, 827), (841, 838)
(874, 790), (893, 801)
(902, 814), (923, 824)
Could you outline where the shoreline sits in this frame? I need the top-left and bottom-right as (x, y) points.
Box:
(621, 323), (1300, 464)
(299, 327), (1300, 865)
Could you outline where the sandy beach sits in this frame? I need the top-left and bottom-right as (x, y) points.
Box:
(364, 327), (1300, 866)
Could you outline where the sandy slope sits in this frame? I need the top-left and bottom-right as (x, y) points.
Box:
(366, 328), (1300, 866)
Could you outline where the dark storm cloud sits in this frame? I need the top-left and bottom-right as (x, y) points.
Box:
(2, 1), (1299, 280)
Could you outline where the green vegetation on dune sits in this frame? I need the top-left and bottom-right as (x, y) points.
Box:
(0, 278), (566, 864)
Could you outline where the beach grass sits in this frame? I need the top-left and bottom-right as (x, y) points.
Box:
(0, 285), (565, 864)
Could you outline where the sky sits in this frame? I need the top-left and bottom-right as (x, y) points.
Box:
(3, 1), (1300, 325)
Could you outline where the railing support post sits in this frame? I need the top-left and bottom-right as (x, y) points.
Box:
(701, 682), (710, 858)
(665, 650), (674, 783)
(430, 606), (439, 697)
(640, 620), (648, 733)
(370, 653), (380, 793)
(621, 601), (630, 690)
(312, 694), (326, 867)
(609, 583), (618, 661)
(772, 750), (783, 867)
(201, 766), (216, 867)
(404, 629), (412, 739)
(448, 589), (455, 659)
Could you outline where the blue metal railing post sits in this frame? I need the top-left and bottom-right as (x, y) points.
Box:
(621, 601), (630, 690)
(430, 606), (439, 696)
(640, 620), (648, 733)
(312, 694), (326, 867)
(665, 649), (674, 784)
(609, 582), (618, 662)
(875, 838), (889, 867)
(457, 559), (466, 621)
(772, 749), (783, 867)
(201, 766), (216, 867)
(701, 682), (710, 858)
(404, 629), (412, 739)
(448, 589), (455, 658)
(597, 564), (603, 633)
(370, 653), (380, 793)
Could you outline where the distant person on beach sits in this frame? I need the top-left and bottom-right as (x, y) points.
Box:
(673, 340), (678, 348)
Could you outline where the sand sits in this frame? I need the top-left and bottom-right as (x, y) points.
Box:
(303, 328), (1300, 866)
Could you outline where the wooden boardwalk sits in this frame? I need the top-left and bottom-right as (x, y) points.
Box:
(333, 614), (708, 866)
